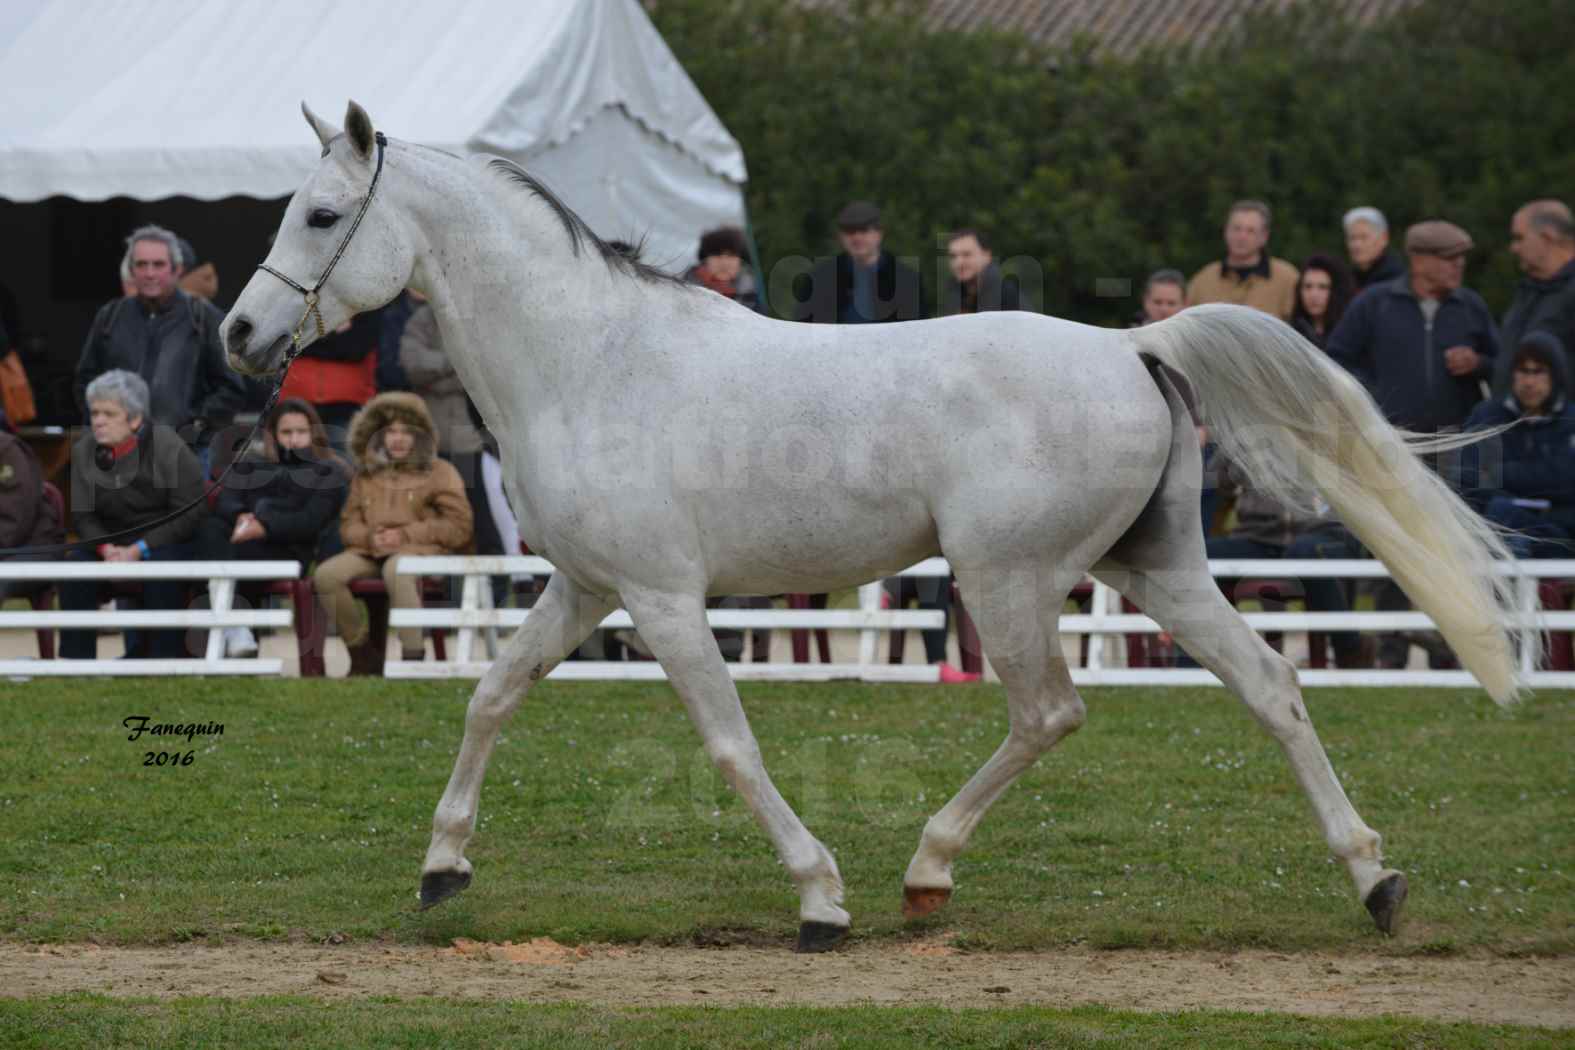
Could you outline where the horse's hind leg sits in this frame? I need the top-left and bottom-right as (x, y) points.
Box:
(903, 564), (1088, 918)
(621, 585), (850, 952)
(420, 572), (617, 907)
(1094, 552), (1407, 934)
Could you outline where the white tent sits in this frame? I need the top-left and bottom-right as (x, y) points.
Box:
(0, 0), (747, 272)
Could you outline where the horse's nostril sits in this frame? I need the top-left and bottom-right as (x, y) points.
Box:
(228, 316), (253, 351)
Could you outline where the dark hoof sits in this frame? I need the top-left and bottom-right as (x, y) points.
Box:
(902, 885), (952, 920)
(795, 921), (849, 953)
(1364, 872), (1408, 935)
(419, 869), (472, 909)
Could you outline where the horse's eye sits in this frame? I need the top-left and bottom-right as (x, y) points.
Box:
(308, 209), (339, 229)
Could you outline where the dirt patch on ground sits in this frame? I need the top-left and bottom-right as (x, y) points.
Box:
(3, 938), (1571, 1026)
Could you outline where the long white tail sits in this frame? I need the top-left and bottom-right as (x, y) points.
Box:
(1132, 303), (1529, 705)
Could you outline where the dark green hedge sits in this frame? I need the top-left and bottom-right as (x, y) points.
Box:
(650, 0), (1575, 323)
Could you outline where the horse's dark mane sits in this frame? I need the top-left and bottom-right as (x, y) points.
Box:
(486, 157), (689, 288)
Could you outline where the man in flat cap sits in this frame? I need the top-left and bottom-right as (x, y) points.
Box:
(1327, 219), (1500, 669)
(1327, 219), (1499, 432)
(788, 200), (927, 324)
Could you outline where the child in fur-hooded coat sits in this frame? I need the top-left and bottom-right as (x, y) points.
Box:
(313, 391), (472, 674)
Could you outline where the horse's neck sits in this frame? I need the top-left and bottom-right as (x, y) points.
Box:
(399, 152), (624, 418)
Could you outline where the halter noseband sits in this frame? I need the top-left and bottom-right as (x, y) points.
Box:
(257, 130), (389, 358)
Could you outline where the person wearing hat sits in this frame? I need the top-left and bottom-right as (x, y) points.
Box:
(176, 237), (220, 305)
(1326, 219), (1499, 433)
(788, 200), (926, 324)
(1326, 219), (1500, 670)
(684, 225), (760, 311)
(1460, 330), (1575, 559)
(1491, 199), (1575, 399)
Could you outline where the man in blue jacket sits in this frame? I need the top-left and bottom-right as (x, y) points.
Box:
(1460, 331), (1575, 558)
(1326, 220), (1499, 433)
(1326, 220), (1500, 668)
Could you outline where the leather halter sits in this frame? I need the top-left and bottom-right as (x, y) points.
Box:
(257, 130), (389, 360)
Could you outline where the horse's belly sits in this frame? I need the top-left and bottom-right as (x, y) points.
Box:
(699, 489), (940, 595)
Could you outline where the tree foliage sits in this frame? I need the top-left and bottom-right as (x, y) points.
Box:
(649, 0), (1575, 323)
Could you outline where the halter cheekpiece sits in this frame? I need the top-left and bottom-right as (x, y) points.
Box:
(258, 130), (389, 360)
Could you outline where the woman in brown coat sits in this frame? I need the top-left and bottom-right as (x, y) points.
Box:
(314, 392), (472, 674)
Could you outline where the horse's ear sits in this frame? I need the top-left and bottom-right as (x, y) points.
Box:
(301, 101), (339, 150)
(344, 100), (375, 163)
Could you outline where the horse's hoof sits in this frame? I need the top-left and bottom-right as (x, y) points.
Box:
(419, 869), (472, 909)
(902, 886), (952, 920)
(795, 921), (849, 953)
(1364, 872), (1408, 935)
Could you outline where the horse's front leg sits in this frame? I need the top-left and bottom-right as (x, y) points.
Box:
(622, 586), (851, 952)
(420, 573), (616, 907)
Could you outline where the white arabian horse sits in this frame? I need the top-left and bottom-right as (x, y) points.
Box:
(225, 102), (1527, 952)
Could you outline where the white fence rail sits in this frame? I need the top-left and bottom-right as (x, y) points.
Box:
(7, 555), (1575, 687)
(0, 561), (300, 676)
(385, 556), (1575, 688)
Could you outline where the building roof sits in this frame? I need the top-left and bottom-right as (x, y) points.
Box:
(815, 0), (1421, 57)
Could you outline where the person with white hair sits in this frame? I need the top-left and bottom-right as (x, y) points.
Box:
(1343, 206), (1405, 290)
(58, 369), (207, 660)
(73, 224), (245, 461)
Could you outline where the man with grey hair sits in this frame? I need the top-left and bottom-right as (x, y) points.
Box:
(1187, 200), (1299, 321)
(73, 224), (244, 459)
(1491, 199), (1575, 398)
(1343, 206), (1404, 290)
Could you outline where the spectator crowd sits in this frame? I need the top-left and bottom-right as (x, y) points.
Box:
(1, 190), (1572, 674)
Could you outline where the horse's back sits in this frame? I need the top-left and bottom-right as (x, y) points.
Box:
(652, 307), (1175, 593)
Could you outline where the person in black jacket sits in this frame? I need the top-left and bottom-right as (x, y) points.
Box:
(1290, 253), (1356, 351)
(938, 228), (1022, 316)
(196, 398), (351, 656)
(73, 226), (246, 461)
(788, 201), (927, 324)
(1326, 220), (1499, 433)
(1460, 331), (1575, 559)
(1343, 206), (1405, 291)
(1490, 200), (1575, 399)
(61, 370), (206, 660)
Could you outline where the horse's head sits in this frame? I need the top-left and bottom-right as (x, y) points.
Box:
(224, 101), (414, 376)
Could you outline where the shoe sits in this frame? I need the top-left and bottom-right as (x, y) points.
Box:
(1334, 635), (1376, 670)
(345, 638), (378, 677)
(224, 626), (259, 658)
(938, 662), (981, 684)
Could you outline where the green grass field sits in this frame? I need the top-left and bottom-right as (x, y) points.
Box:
(2, 997), (1566, 1050)
(2, 679), (1569, 955)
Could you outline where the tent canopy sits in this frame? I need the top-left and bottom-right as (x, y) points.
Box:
(0, 0), (746, 270)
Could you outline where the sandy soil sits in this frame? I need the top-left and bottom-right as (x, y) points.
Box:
(3, 938), (1571, 1027)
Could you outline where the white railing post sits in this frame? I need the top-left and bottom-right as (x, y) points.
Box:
(480, 574), (500, 660)
(857, 581), (880, 673)
(203, 575), (235, 663)
(455, 572), (480, 666)
(1517, 567), (1539, 678)
(1087, 580), (1114, 670)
